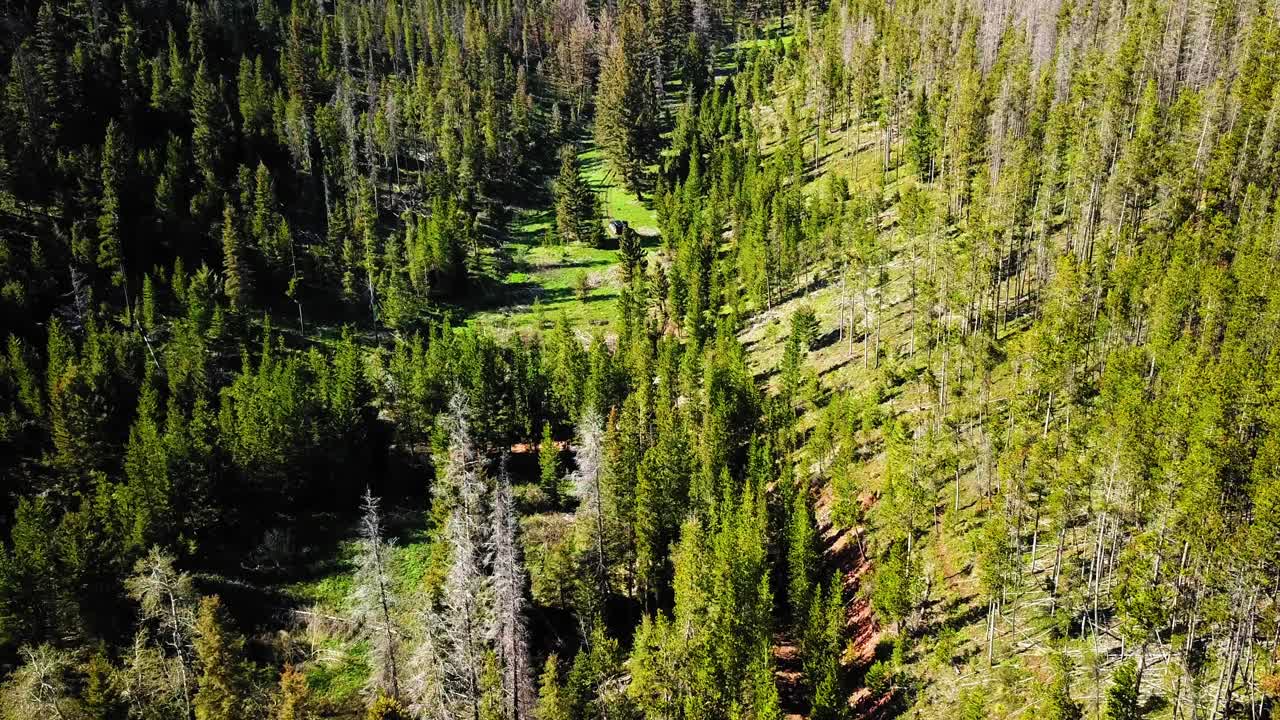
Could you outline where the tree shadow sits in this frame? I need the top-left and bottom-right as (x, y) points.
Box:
(578, 153), (660, 214)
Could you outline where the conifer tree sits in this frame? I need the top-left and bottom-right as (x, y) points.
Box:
(787, 487), (818, 624)
(222, 202), (249, 311)
(1104, 659), (1140, 720)
(618, 229), (646, 285)
(126, 548), (197, 719)
(539, 422), (560, 504)
(534, 655), (569, 720)
(906, 90), (936, 181)
(572, 407), (609, 591)
(192, 595), (246, 720)
(593, 9), (657, 196)
(554, 148), (591, 246)
(409, 394), (494, 720)
(350, 488), (400, 699)
(492, 461), (534, 720)
(97, 120), (126, 287)
(366, 694), (410, 720)
(252, 161), (278, 257)
(276, 665), (314, 720)
(1044, 653), (1083, 720)
(190, 60), (225, 217)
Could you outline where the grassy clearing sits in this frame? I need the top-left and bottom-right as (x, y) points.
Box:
(284, 517), (444, 712)
(468, 227), (627, 333)
(578, 146), (659, 235)
(466, 138), (662, 335)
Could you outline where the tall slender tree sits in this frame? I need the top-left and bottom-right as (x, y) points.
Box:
(350, 488), (401, 699)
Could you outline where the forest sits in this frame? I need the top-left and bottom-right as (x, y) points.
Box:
(2, 0), (1280, 717)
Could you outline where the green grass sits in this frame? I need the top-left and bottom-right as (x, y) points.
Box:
(468, 230), (630, 333)
(466, 138), (661, 334)
(285, 527), (442, 713)
(578, 146), (658, 234)
(306, 639), (369, 709)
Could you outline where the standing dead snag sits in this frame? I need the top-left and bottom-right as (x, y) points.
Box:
(493, 458), (535, 720)
(410, 395), (535, 720)
(350, 487), (401, 699)
(126, 547), (198, 720)
(409, 392), (494, 720)
(572, 406), (609, 593)
(2, 644), (78, 720)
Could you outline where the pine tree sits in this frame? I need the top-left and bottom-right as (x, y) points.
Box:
(787, 487), (817, 624)
(791, 305), (819, 351)
(409, 394), (494, 720)
(593, 8), (657, 197)
(868, 542), (922, 634)
(572, 407), (609, 591)
(141, 273), (157, 332)
(276, 665), (314, 720)
(808, 663), (841, 720)
(906, 90), (936, 181)
(366, 694), (410, 720)
(618, 228), (646, 285)
(253, 161), (278, 257)
(83, 648), (121, 720)
(534, 655), (569, 720)
(192, 595), (246, 720)
(539, 422), (560, 504)
(1044, 653), (1083, 720)
(492, 461), (535, 720)
(554, 148), (587, 245)
(1104, 659), (1140, 720)
(222, 202), (249, 311)
(97, 120), (126, 287)
(126, 548), (197, 719)
(190, 61), (225, 198)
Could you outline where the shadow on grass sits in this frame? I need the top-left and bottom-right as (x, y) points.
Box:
(511, 208), (555, 243)
(578, 153), (659, 214)
(525, 255), (616, 272)
(464, 281), (619, 314)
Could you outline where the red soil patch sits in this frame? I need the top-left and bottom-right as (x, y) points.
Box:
(773, 482), (887, 719)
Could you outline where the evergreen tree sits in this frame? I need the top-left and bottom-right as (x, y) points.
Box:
(276, 665), (314, 720)
(190, 60), (226, 216)
(539, 422), (560, 504)
(366, 694), (410, 720)
(618, 228), (646, 284)
(1104, 659), (1140, 720)
(906, 90), (936, 181)
(97, 120), (126, 287)
(593, 8), (658, 197)
(554, 148), (600, 246)
(222, 202), (249, 311)
(787, 487), (818, 624)
(534, 655), (569, 720)
(192, 595), (247, 720)
(1044, 653), (1083, 720)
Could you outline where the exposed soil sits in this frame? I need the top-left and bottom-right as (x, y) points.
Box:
(772, 481), (888, 718)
